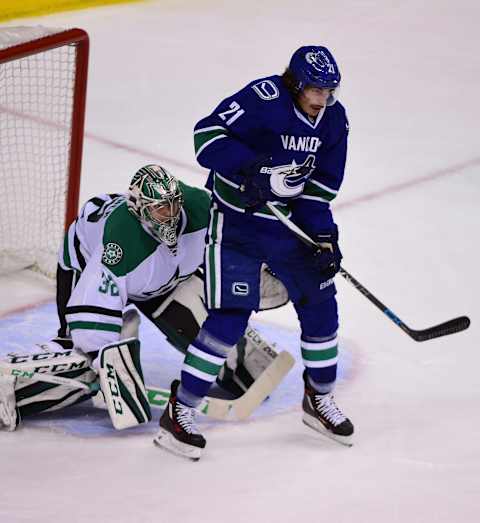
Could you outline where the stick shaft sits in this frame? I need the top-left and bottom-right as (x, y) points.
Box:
(265, 202), (470, 341)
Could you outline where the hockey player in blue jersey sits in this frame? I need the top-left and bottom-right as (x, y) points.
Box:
(155, 45), (354, 459)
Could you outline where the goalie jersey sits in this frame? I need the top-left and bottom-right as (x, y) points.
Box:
(59, 182), (210, 352)
(193, 74), (349, 234)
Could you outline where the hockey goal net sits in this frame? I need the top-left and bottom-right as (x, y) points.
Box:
(0, 26), (88, 278)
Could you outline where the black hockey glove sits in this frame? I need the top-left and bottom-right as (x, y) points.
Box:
(312, 226), (343, 279)
(239, 155), (275, 212)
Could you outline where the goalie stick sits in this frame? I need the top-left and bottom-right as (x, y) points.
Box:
(3, 350), (294, 421)
(266, 202), (470, 342)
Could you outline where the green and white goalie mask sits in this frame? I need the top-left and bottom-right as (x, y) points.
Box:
(127, 165), (184, 248)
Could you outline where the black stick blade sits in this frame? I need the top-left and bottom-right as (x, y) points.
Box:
(409, 316), (471, 342)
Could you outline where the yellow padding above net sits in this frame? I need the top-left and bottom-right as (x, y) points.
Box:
(0, 0), (143, 22)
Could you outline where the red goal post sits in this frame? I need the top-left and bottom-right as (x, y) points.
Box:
(0, 27), (89, 278)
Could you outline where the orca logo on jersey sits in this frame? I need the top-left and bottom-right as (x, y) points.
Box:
(260, 155), (316, 198)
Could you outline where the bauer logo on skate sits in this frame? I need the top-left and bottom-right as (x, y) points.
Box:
(102, 242), (123, 265)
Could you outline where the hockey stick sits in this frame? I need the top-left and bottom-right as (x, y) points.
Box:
(147, 350), (295, 420)
(266, 202), (470, 342)
(3, 349), (294, 421)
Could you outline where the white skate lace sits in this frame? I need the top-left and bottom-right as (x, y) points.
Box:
(314, 394), (347, 426)
(175, 402), (199, 434)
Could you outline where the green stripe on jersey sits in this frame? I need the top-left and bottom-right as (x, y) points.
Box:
(194, 127), (227, 156)
(206, 206), (220, 308)
(69, 321), (122, 333)
(62, 233), (71, 268)
(302, 179), (337, 202)
(178, 181), (210, 233)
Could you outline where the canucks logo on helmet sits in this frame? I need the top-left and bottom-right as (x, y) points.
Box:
(127, 165), (184, 251)
(305, 49), (337, 75)
(288, 45), (341, 105)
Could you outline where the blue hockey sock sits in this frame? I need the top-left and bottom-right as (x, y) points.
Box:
(301, 333), (338, 388)
(179, 327), (232, 400)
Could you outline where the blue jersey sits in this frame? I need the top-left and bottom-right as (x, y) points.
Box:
(193, 75), (349, 234)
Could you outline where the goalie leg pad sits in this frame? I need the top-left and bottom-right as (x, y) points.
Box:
(0, 375), (18, 431)
(217, 325), (279, 396)
(0, 348), (97, 420)
(99, 338), (152, 430)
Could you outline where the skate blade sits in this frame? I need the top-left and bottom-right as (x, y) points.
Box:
(153, 428), (202, 461)
(302, 413), (353, 447)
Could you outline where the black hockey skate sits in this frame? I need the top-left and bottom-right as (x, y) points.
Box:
(302, 371), (354, 447)
(153, 380), (206, 461)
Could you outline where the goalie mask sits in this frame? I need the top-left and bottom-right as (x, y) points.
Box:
(127, 165), (184, 247)
(288, 45), (341, 106)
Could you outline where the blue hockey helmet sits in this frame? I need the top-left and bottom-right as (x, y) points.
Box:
(289, 46), (341, 103)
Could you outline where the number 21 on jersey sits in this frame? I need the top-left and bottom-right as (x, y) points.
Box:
(218, 101), (245, 126)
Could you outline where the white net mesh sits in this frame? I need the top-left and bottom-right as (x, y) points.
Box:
(0, 27), (77, 278)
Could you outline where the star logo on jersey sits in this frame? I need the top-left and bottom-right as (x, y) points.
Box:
(102, 242), (123, 266)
